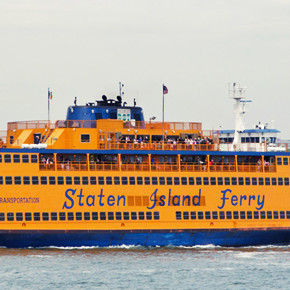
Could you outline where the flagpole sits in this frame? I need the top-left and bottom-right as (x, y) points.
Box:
(48, 88), (50, 122)
(162, 84), (165, 150)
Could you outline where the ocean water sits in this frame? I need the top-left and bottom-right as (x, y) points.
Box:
(0, 245), (289, 290)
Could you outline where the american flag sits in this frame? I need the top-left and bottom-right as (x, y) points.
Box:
(48, 89), (53, 100)
(163, 85), (168, 94)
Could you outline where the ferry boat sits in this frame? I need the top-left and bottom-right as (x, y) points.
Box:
(0, 84), (289, 248)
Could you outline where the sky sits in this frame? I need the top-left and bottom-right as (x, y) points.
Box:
(1, 0), (290, 138)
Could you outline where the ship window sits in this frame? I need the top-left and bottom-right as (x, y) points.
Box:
(31, 155), (38, 163)
(183, 211), (189, 220)
(277, 157), (282, 165)
(5, 176), (12, 185)
(4, 154), (11, 163)
(114, 177), (120, 185)
(57, 176), (64, 185)
(233, 211), (239, 219)
(88, 176), (96, 185)
(273, 211), (279, 219)
(283, 157), (288, 165)
(67, 212), (74, 221)
(176, 211), (182, 220)
(265, 178), (270, 186)
(205, 211), (211, 220)
(23, 176), (30, 185)
(219, 211), (225, 220)
(49, 176), (55, 185)
(100, 212), (106, 220)
(122, 177), (128, 185)
(42, 212), (49, 221)
(144, 212), (152, 220)
(225, 177), (230, 185)
(278, 178), (283, 186)
(107, 212), (114, 220)
(238, 177), (244, 185)
(285, 178), (289, 186)
(196, 177), (202, 185)
(181, 177), (187, 185)
(198, 211), (204, 220)
(34, 212), (41, 221)
(159, 177), (165, 185)
(189, 177), (194, 185)
(253, 211), (259, 219)
(240, 211), (246, 219)
(131, 212), (137, 220)
(73, 176), (80, 185)
(123, 212), (130, 220)
(139, 212), (145, 220)
(51, 212), (58, 221)
(174, 177), (180, 185)
(258, 178), (264, 186)
(191, 211), (196, 220)
(25, 212), (32, 221)
(137, 177), (143, 185)
(40, 176), (47, 185)
(218, 177), (223, 185)
(31, 176), (38, 185)
(145, 177), (150, 185)
(210, 177), (216, 185)
(66, 176), (72, 185)
(212, 211), (218, 220)
(280, 211), (285, 219)
(252, 177), (257, 186)
(97, 176), (104, 185)
(7, 212), (14, 221)
(76, 212), (82, 221)
(13, 154), (20, 163)
(106, 176), (112, 185)
(203, 177), (209, 185)
(16, 212), (23, 221)
(226, 211), (232, 219)
(14, 176), (21, 185)
(0, 213), (5, 221)
(129, 177), (135, 185)
(245, 177), (251, 185)
(116, 212), (122, 220)
(247, 211), (252, 219)
(59, 212), (66, 221)
(0, 155), (1, 163)
(152, 177), (158, 185)
(271, 178), (277, 185)
(166, 177), (172, 185)
(22, 155), (29, 163)
(154, 212), (160, 220)
(267, 211), (272, 219)
(287, 211), (290, 219)
(84, 212), (90, 220)
(231, 177), (237, 185)
(260, 211), (266, 219)
(0, 177), (2, 185)
(92, 212), (98, 220)
(82, 176), (89, 185)
(81, 134), (90, 143)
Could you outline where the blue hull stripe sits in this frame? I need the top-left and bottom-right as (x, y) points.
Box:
(0, 228), (289, 248)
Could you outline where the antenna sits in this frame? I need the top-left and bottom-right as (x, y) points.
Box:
(119, 82), (124, 99)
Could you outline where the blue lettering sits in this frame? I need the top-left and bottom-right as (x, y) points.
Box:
(62, 189), (76, 209)
(77, 189), (84, 206)
(98, 189), (105, 206)
(107, 195), (115, 206)
(192, 189), (201, 206)
(117, 195), (125, 206)
(182, 195), (190, 206)
(86, 195), (95, 206)
(248, 195), (255, 206)
(147, 189), (158, 210)
(159, 195), (166, 206)
(240, 195), (247, 206)
(218, 189), (231, 209)
(231, 195), (238, 206)
(172, 195), (180, 206)
(256, 195), (265, 210)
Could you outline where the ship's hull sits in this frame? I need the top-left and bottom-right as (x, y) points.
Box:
(1, 228), (290, 248)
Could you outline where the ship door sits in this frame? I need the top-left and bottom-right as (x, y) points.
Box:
(34, 133), (41, 144)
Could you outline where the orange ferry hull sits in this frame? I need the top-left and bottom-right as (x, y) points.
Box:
(0, 228), (290, 248)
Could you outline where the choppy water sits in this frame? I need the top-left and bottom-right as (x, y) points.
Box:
(0, 245), (289, 289)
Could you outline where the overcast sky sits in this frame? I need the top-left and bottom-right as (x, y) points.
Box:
(1, 0), (290, 138)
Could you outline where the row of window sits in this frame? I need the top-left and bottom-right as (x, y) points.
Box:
(176, 210), (290, 220)
(0, 211), (160, 222)
(1, 175), (289, 186)
(0, 154), (38, 164)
